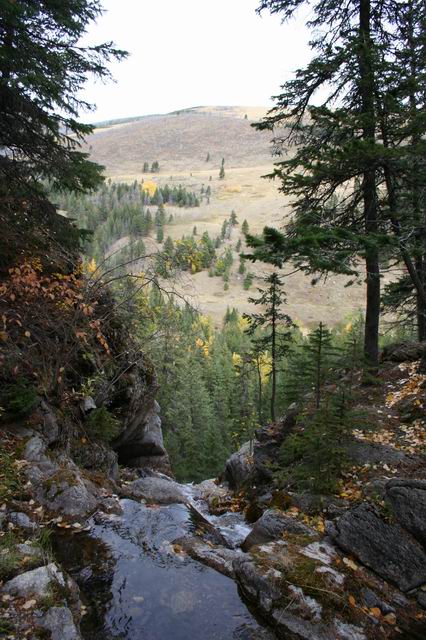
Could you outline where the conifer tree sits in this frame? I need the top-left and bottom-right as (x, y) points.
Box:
(244, 273), (293, 421)
(242, 219), (249, 235)
(219, 158), (225, 180)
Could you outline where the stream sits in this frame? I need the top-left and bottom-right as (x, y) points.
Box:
(55, 485), (272, 640)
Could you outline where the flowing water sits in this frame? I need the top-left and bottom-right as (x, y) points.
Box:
(55, 493), (271, 640)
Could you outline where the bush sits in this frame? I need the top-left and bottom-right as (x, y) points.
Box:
(0, 379), (37, 417)
(85, 407), (120, 443)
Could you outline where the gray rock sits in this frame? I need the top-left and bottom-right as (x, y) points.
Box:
(2, 563), (65, 598)
(40, 606), (82, 640)
(348, 440), (408, 465)
(113, 373), (169, 473)
(124, 476), (186, 504)
(417, 592), (426, 609)
(16, 543), (43, 558)
(24, 435), (47, 463)
(233, 625), (278, 640)
(242, 509), (315, 551)
(80, 396), (96, 414)
(39, 400), (60, 444)
(233, 555), (282, 612)
(329, 503), (426, 591)
(225, 441), (254, 490)
(36, 470), (98, 517)
(361, 588), (395, 614)
(386, 478), (426, 545)
(381, 341), (426, 363)
(173, 536), (239, 577)
(9, 511), (37, 531)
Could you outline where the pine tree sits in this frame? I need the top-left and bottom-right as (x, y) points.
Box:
(244, 273), (293, 421)
(143, 161), (149, 173)
(156, 226), (164, 243)
(219, 158), (225, 180)
(241, 219), (249, 235)
(230, 210), (238, 226)
(0, 1), (127, 196)
(251, 0), (416, 373)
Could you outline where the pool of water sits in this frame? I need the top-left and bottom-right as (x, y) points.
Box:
(57, 499), (271, 640)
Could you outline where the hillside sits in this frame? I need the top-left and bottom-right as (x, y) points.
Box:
(84, 106), (368, 327)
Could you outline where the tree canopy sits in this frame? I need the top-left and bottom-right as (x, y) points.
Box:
(0, 0), (127, 195)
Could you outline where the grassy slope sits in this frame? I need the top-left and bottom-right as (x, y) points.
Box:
(85, 106), (368, 328)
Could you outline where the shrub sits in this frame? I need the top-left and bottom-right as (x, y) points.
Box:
(1, 379), (37, 416)
(85, 407), (120, 443)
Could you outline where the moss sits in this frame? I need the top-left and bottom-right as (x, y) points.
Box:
(37, 581), (69, 611)
(42, 469), (80, 498)
(270, 490), (292, 510)
(0, 618), (15, 634)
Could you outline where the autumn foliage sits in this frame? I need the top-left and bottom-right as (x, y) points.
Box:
(0, 259), (111, 398)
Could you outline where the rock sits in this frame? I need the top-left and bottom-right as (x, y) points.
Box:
(299, 541), (337, 565)
(242, 509), (315, 551)
(123, 475), (187, 504)
(112, 366), (169, 473)
(386, 478), (426, 545)
(39, 400), (60, 444)
(16, 543), (43, 558)
(172, 536), (239, 577)
(417, 592), (426, 609)
(233, 625), (278, 640)
(381, 341), (426, 363)
(24, 435), (48, 463)
(348, 440), (408, 466)
(361, 588), (395, 615)
(253, 406), (299, 484)
(36, 469), (98, 517)
(233, 555), (282, 613)
(40, 606), (82, 640)
(80, 396), (96, 414)
(332, 621), (366, 640)
(329, 503), (426, 591)
(2, 563), (65, 598)
(9, 511), (38, 531)
(224, 441), (254, 490)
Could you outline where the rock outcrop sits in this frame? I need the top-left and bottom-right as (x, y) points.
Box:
(242, 509), (315, 551)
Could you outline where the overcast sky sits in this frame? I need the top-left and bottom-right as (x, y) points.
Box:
(80, 0), (311, 123)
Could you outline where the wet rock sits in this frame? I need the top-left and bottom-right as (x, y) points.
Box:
(192, 479), (230, 503)
(329, 503), (426, 591)
(224, 441), (254, 490)
(9, 511), (38, 532)
(173, 535), (239, 577)
(2, 563), (65, 598)
(40, 606), (82, 640)
(233, 624), (278, 640)
(386, 478), (426, 545)
(123, 475), (187, 504)
(242, 509), (315, 551)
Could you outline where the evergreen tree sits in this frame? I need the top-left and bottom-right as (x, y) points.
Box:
(251, 0), (422, 373)
(230, 210), (238, 226)
(244, 273), (293, 421)
(242, 219), (249, 235)
(0, 0), (127, 195)
(219, 158), (225, 180)
(156, 226), (164, 243)
(206, 152), (210, 162)
(143, 161), (149, 173)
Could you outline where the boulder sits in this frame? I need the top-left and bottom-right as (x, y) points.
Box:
(9, 511), (38, 532)
(347, 440), (408, 466)
(123, 475), (187, 504)
(381, 341), (426, 363)
(386, 478), (426, 546)
(112, 365), (169, 473)
(40, 607), (82, 640)
(253, 406), (299, 484)
(242, 509), (315, 551)
(328, 503), (426, 591)
(2, 563), (65, 598)
(36, 469), (98, 517)
(224, 441), (254, 490)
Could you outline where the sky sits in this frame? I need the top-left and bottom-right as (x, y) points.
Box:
(79, 0), (312, 123)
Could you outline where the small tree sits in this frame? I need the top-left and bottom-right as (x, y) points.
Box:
(206, 152), (210, 162)
(143, 162), (149, 173)
(242, 219), (249, 235)
(230, 210), (238, 226)
(244, 273), (293, 421)
(243, 272), (253, 290)
(219, 158), (225, 180)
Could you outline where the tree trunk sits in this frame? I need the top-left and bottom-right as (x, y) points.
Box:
(359, 0), (380, 374)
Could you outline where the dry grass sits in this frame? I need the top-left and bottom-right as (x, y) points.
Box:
(85, 105), (380, 327)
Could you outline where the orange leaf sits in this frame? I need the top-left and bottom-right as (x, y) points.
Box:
(348, 595), (356, 607)
(370, 607), (381, 618)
